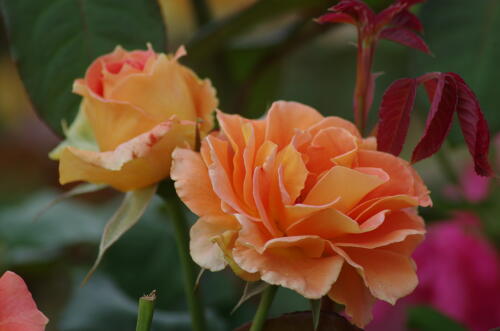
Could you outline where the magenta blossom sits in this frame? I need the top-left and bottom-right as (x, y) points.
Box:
(367, 212), (500, 331)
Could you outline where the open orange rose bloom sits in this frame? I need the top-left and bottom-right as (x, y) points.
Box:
(57, 46), (217, 191)
(172, 101), (431, 327)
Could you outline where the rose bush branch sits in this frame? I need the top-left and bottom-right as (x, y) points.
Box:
(318, 0), (493, 177)
(318, 0), (431, 135)
(135, 290), (157, 331)
(159, 182), (207, 331)
(249, 286), (278, 331)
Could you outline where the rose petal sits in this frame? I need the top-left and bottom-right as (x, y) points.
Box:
(171, 148), (223, 217)
(306, 127), (358, 173)
(348, 194), (418, 221)
(234, 243), (344, 299)
(0, 271), (49, 331)
(74, 79), (158, 151)
(339, 246), (419, 304)
(276, 144), (309, 205)
(190, 215), (239, 271)
(304, 166), (387, 212)
(106, 55), (198, 123)
(357, 150), (417, 201)
(287, 208), (361, 238)
(283, 198), (340, 224)
(308, 116), (362, 139)
(265, 101), (323, 148)
(59, 120), (194, 191)
(336, 210), (425, 249)
(328, 264), (376, 328)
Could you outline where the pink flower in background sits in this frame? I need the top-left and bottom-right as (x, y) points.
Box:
(367, 212), (500, 331)
(0, 271), (48, 331)
(444, 164), (491, 202)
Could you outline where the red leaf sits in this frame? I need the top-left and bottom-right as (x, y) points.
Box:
(316, 12), (357, 25)
(380, 27), (431, 54)
(449, 73), (493, 176)
(412, 74), (458, 163)
(0, 271), (49, 331)
(377, 78), (418, 156)
(391, 10), (424, 32)
(374, 2), (406, 31)
(374, 0), (424, 31)
(423, 79), (437, 102)
(333, 0), (374, 20)
(319, 0), (375, 28)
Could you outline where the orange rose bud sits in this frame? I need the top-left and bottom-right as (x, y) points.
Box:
(172, 101), (431, 328)
(57, 45), (217, 191)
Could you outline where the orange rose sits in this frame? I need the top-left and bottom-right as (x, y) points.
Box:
(55, 46), (217, 191)
(172, 101), (431, 327)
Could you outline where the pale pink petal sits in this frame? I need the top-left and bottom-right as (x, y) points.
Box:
(189, 215), (239, 271)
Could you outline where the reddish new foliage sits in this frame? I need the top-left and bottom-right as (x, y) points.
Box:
(317, 0), (430, 54)
(377, 78), (418, 156)
(379, 28), (430, 54)
(411, 74), (458, 164)
(377, 72), (493, 177)
(318, 0), (492, 177)
(450, 74), (492, 176)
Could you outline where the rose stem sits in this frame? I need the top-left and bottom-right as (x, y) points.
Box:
(160, 181), (207, 331)
(353, 37), (376, 136)
(249, 285), (278, 331)
(135, 290), (156, 331)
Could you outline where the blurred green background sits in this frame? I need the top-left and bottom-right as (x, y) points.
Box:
(0, 0), (499, 330)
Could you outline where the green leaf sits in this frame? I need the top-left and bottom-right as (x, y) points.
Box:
(414, 0), (500, 142)
(231, 281), (270, 314)
(84, 185), (157, 283)
(310, 299), (321, 331)
(0, 190), (106, 265)
(407, 305), (468, 331)
(235, 311), (362, 331)
(33, 183), (106, 221)
(49, 105), (97, 160)
(0, 0), (167, 135)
